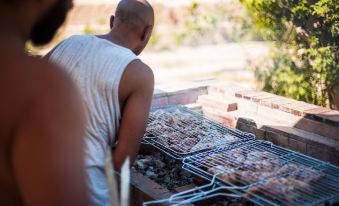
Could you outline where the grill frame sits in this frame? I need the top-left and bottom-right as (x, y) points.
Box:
(141, 105), (339, 206)
(142, 105), (255, 159)
(179, 140), (339, 206)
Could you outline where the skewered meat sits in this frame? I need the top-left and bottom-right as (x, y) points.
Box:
(247, 177), (311, 202)
(146, 122), (175, 135)
(207, 159), (281, 184)
(203, 154), (228, 166)
(208, 165), (237, 182)
(204, 147), (323, 202)
(145, 109), (240, 153)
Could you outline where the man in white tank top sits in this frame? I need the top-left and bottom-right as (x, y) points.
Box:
(46, 1), (155, 205)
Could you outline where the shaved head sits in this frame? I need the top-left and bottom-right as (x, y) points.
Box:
(106, 0), (154, 55)
(115, 0), (154, 33)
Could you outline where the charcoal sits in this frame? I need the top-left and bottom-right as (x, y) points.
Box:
(134, 153), (193, 190)
(154, 160), (166, 168)
(171, 168), (180, 175)
(164, 175), (171, 183)
(145, 170), (157, 178)
(157, 171), (166, 177)
(134, 153), (251, 205)
(154, 152), (163, 160)
(180, 170), (193, 178)
(136, 159), (148, 170)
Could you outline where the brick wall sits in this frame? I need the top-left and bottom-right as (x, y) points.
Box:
(203, 83), (339, 165)
(152, 83), (208, 108)
(151, 81), (339, 166)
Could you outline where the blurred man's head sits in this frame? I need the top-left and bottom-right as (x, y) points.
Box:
(30, 0), (73, 45)
(111, 0), (154, 55)
(0, 0), (73, 46)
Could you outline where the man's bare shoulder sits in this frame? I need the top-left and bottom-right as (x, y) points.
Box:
(9, 55), (79, 107)
(123, 59), (154, 89)
(119, 59), (154, 105)
(0, 53), (82, 134)
(21, 56), (82, 118)
(0, 51), (78, 113)
(10, 55), (84, 147)
(27, 56), (75, 92)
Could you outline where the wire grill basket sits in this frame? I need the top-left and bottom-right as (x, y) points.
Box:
(165, 140), (339, 206)
(142, 105), (254, 159)
(141, 105), (339, 206)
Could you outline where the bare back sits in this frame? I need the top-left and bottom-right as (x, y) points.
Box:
(0, 40), (90, 206)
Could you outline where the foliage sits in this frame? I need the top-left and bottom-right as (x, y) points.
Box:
(174, 0), (259, 46)
(175, 1), (219, 46)
(219, 0), (263, 42)
(83, 24), (96, 35)
(148, 32), (160, 48)
(241, 0), (339, 109)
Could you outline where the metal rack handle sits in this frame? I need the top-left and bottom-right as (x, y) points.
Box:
(141, 137), (153, 145)
(171, 187), (242, 206)
(142, 186), (242, 206)
(142, 176), (244, 206)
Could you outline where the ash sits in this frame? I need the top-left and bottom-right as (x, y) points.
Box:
(133, 152), (193, 190)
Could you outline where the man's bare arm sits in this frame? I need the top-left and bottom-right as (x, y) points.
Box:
(12, 62), (90, 206)
(113, 60), (154, 171)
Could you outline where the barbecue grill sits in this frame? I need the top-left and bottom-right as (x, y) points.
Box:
(144, 140), (339, 206)
(142, 105), (255, 159)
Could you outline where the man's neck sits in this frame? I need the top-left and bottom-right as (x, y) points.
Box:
(97, 31), (136, 53)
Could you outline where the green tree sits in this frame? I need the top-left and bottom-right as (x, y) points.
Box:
(241, 0), (339, 109)
(175, 1), (219, 46)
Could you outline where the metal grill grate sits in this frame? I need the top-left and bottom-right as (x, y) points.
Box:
(179, 140), (339, 206)
(142, 105), (254, 159)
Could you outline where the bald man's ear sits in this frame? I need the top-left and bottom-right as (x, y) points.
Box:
(141, 25), (153, 42)
(110, 15), (115, 29)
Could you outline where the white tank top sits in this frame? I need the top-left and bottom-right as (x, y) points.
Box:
(49, 35), (138, 206)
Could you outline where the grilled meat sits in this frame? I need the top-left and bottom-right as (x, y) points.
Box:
(204, 149), (323, 202)
(145, 109), (239, 153)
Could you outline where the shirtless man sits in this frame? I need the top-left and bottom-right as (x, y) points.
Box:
(0, 0), (90, 206)
(46, 0), (155, 205)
